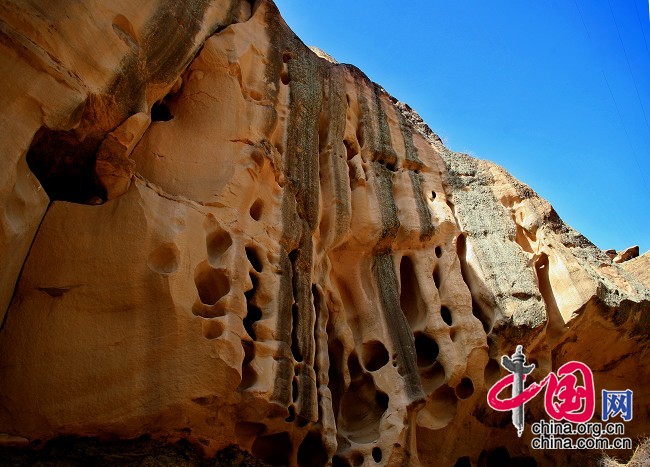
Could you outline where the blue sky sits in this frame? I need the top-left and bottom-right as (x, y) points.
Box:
(274, 0), (650, 254)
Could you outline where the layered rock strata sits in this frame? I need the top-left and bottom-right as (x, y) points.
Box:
(0, 1), (648, 466)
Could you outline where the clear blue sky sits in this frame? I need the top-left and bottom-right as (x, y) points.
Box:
(274, 0), (650, 254)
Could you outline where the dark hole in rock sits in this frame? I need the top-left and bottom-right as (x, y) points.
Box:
(339, 353), (387, 443)
(372, 447), (382, 463)
(455, 377), (474, 399)
(285, 405), (295, 423)
(26, 126), (105, 203)
(194, 264), (230, 305)
(249, 198), (264, 221)
(251, 432), (291, 466)
(243, 304), (262, 341)
(440, 305), (452, 326)
(244, 274), (257, 302)
(454, 456), (471, 467)
(399, 255), (427, 329)
(297, 431), (328, 467)
(206, 228), (232, 262)
(362, 340), (390, 372)
(435, 246), (443, 258)
(343, 139), (357, 160)
(246, 246), (263, 273)
(414, 332), (439, 367)
(280, 70), (290, 85)
(292, 376), (299, 402)
(282, 52), (292, 63)
(431, 191), (437, 200)
(151, 101), (173, 121)
(348, 352), (362, 379)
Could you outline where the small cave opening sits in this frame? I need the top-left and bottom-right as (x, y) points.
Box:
(151, 101), (173, 122)
(455, 378), (474, 400)
(249, 198), (264, 221)
(372, 447), (382, 463)
(399, 255), (427, 330)
(414, 332), (439, 367)
(339, 353), (388, 443)
(285, 405), (295, 423)
(362, 340), (389, 372)
(194, 264), (230, 306)
(245, 246), (263, 273)
(292, 376), (299, 403)
(206, 228), (232, 262)
(26, 126), (106, 203)
(454, 457), (471, 467)
(440, 305), (453, 326)
(435, 246), (443, 258)
(243, 304), (262, 341)
(291, 303), (303, 363)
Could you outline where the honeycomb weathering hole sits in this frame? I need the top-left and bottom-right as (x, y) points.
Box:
(362, 340), (389, 372)
(151, 101), (173, 121)
(414, 332), (439, 367)
(435, 246), (443, 258)
(339, 354), (388, 443)
(206, 228), (232, 261)
(250, 198), (264, 221)
(399, 255), (427, 329)
(245, 246), (263, 273)
(372, 447), (382, 463)
(147, 243), (180, 274)
(440, 305), (452, 326)
(455, 378), (474, 399)
(26, 126), (105, 203)
(194, 263), (230, 305)
(243, 304), (262, 341)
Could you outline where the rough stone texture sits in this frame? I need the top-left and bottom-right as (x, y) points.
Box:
(622, 252), (650, 289)
(0, 1), (649, 466)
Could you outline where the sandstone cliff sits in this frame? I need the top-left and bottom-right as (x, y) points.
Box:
(0, 1), (648, 466)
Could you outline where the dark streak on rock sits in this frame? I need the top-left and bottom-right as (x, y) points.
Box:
(372, 254), (425, 403)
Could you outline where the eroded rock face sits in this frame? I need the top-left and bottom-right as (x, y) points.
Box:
(0, 1), (648, 466)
